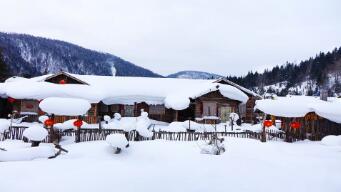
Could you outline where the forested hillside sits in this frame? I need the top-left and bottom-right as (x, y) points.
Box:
(227, 47), (341, 96)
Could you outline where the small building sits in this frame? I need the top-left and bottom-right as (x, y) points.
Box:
(0, 72), (258, 125)
(255, 96), (341, 141)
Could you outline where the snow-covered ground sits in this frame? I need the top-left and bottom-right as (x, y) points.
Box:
(1, 138), (340, 192)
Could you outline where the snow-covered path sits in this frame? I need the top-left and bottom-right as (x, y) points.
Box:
(1, 138), (341, 192)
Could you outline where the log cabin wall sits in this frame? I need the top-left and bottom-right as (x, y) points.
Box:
(245, 96), (258, 123)
(275, 112), (341, 142)
(194, 90), (241, 123)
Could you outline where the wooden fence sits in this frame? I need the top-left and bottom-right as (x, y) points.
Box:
(1, 126), (286, 143)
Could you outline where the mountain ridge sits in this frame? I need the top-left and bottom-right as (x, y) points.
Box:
(0, 32), (162, 78)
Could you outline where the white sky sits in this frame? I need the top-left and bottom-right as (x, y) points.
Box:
(0, 0), (340, 76)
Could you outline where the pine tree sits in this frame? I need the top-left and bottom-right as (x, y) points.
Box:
(0, 49), (9, 82)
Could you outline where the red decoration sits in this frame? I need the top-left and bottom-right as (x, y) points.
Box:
(291, 121), (301, 129)
(44, 119), (54, 127)
(7, 97), (16, 103)
(59, 79), (66, 84)
(73, 119), (83, 128)
(263, 120), (273, 127)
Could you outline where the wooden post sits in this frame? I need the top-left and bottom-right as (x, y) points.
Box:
(174, 110), (178, 121)
(48, 114), (56, 143)
(261, 114), (267, 142)
(75, 115), (82, 143)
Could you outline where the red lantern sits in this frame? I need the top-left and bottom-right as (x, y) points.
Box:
(73, 119), (83, 128)
(44, 119), (54, 127)
(59, 79), (66, 84)
(7, 97), (16, 103)
(263, 120), (273, 127)
(291, 121), (301, 129)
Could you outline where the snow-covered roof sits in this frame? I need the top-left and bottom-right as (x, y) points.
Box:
(255, 96), (341, 123)
(0, 73), (249, 110)
(214, 78), (261, 98)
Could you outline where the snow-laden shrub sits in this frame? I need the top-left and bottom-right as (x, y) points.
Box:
(106, 134), (129, 154)
(229, 113), (239, 122)
(106, 134), (129, 148)
(114, 113), (121, 120)
(0, 119), (10, 134)
(23, 124), (48, 142)
(103, 115), (111, 123)
(321, 135), (341, 146)
(38, 115), (49, 124)
(136, 112), (153, 138)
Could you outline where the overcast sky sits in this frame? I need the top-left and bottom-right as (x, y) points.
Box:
(0, 0), (340, 76)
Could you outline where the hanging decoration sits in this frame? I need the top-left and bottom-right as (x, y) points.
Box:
(73, 119), (83, 128)
(44, 118), (54, 127)
(290, 121), (301, 129)
(59, 79), (67, 84)
(263, 120), (273, 127)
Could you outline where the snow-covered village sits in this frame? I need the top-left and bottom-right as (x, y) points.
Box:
(1, 1), (341, 192)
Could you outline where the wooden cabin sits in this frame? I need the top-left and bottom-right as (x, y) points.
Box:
(214, 79), (261, 123)
(255, 96), (341, 142)
(3, 72), (254, 125)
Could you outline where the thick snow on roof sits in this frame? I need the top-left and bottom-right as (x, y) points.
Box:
(0, 73), (248, 110)
(39, 97), (91, 116)
(255, 96), (341, 123)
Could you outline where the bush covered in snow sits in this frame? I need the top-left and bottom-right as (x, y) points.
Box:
(136, 112), (153, 138)
(321, 135), (341, 146)
(0, 119), (10, 134)
(114, 113), (121, 120)
(103, 115), (111, 123)
(23, 124), (48, 142)
(106, 134), (129, 154)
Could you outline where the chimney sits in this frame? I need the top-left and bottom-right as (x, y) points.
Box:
(320, 87), (328, 101)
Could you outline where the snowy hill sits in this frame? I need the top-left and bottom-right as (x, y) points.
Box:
(227, 47), (341, 96)
(0, 32), (162, 77)
(167, 70), (223, 80)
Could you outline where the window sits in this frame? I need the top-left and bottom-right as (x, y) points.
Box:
(202, 102), (217, 116)
(149, 105), (165, 115)
(124, 105), (134, 117)
(21, 100), (39, 115)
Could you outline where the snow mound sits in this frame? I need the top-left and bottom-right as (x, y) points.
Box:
(23, 124), (48, 141)
(0, 119), (10, 134)
(106, 134), (128, 148)
(54, 119), (89, 130)
(321, 135), (341, 146)
(39, 97), (91, 116)
(0, 146), (55, 162)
